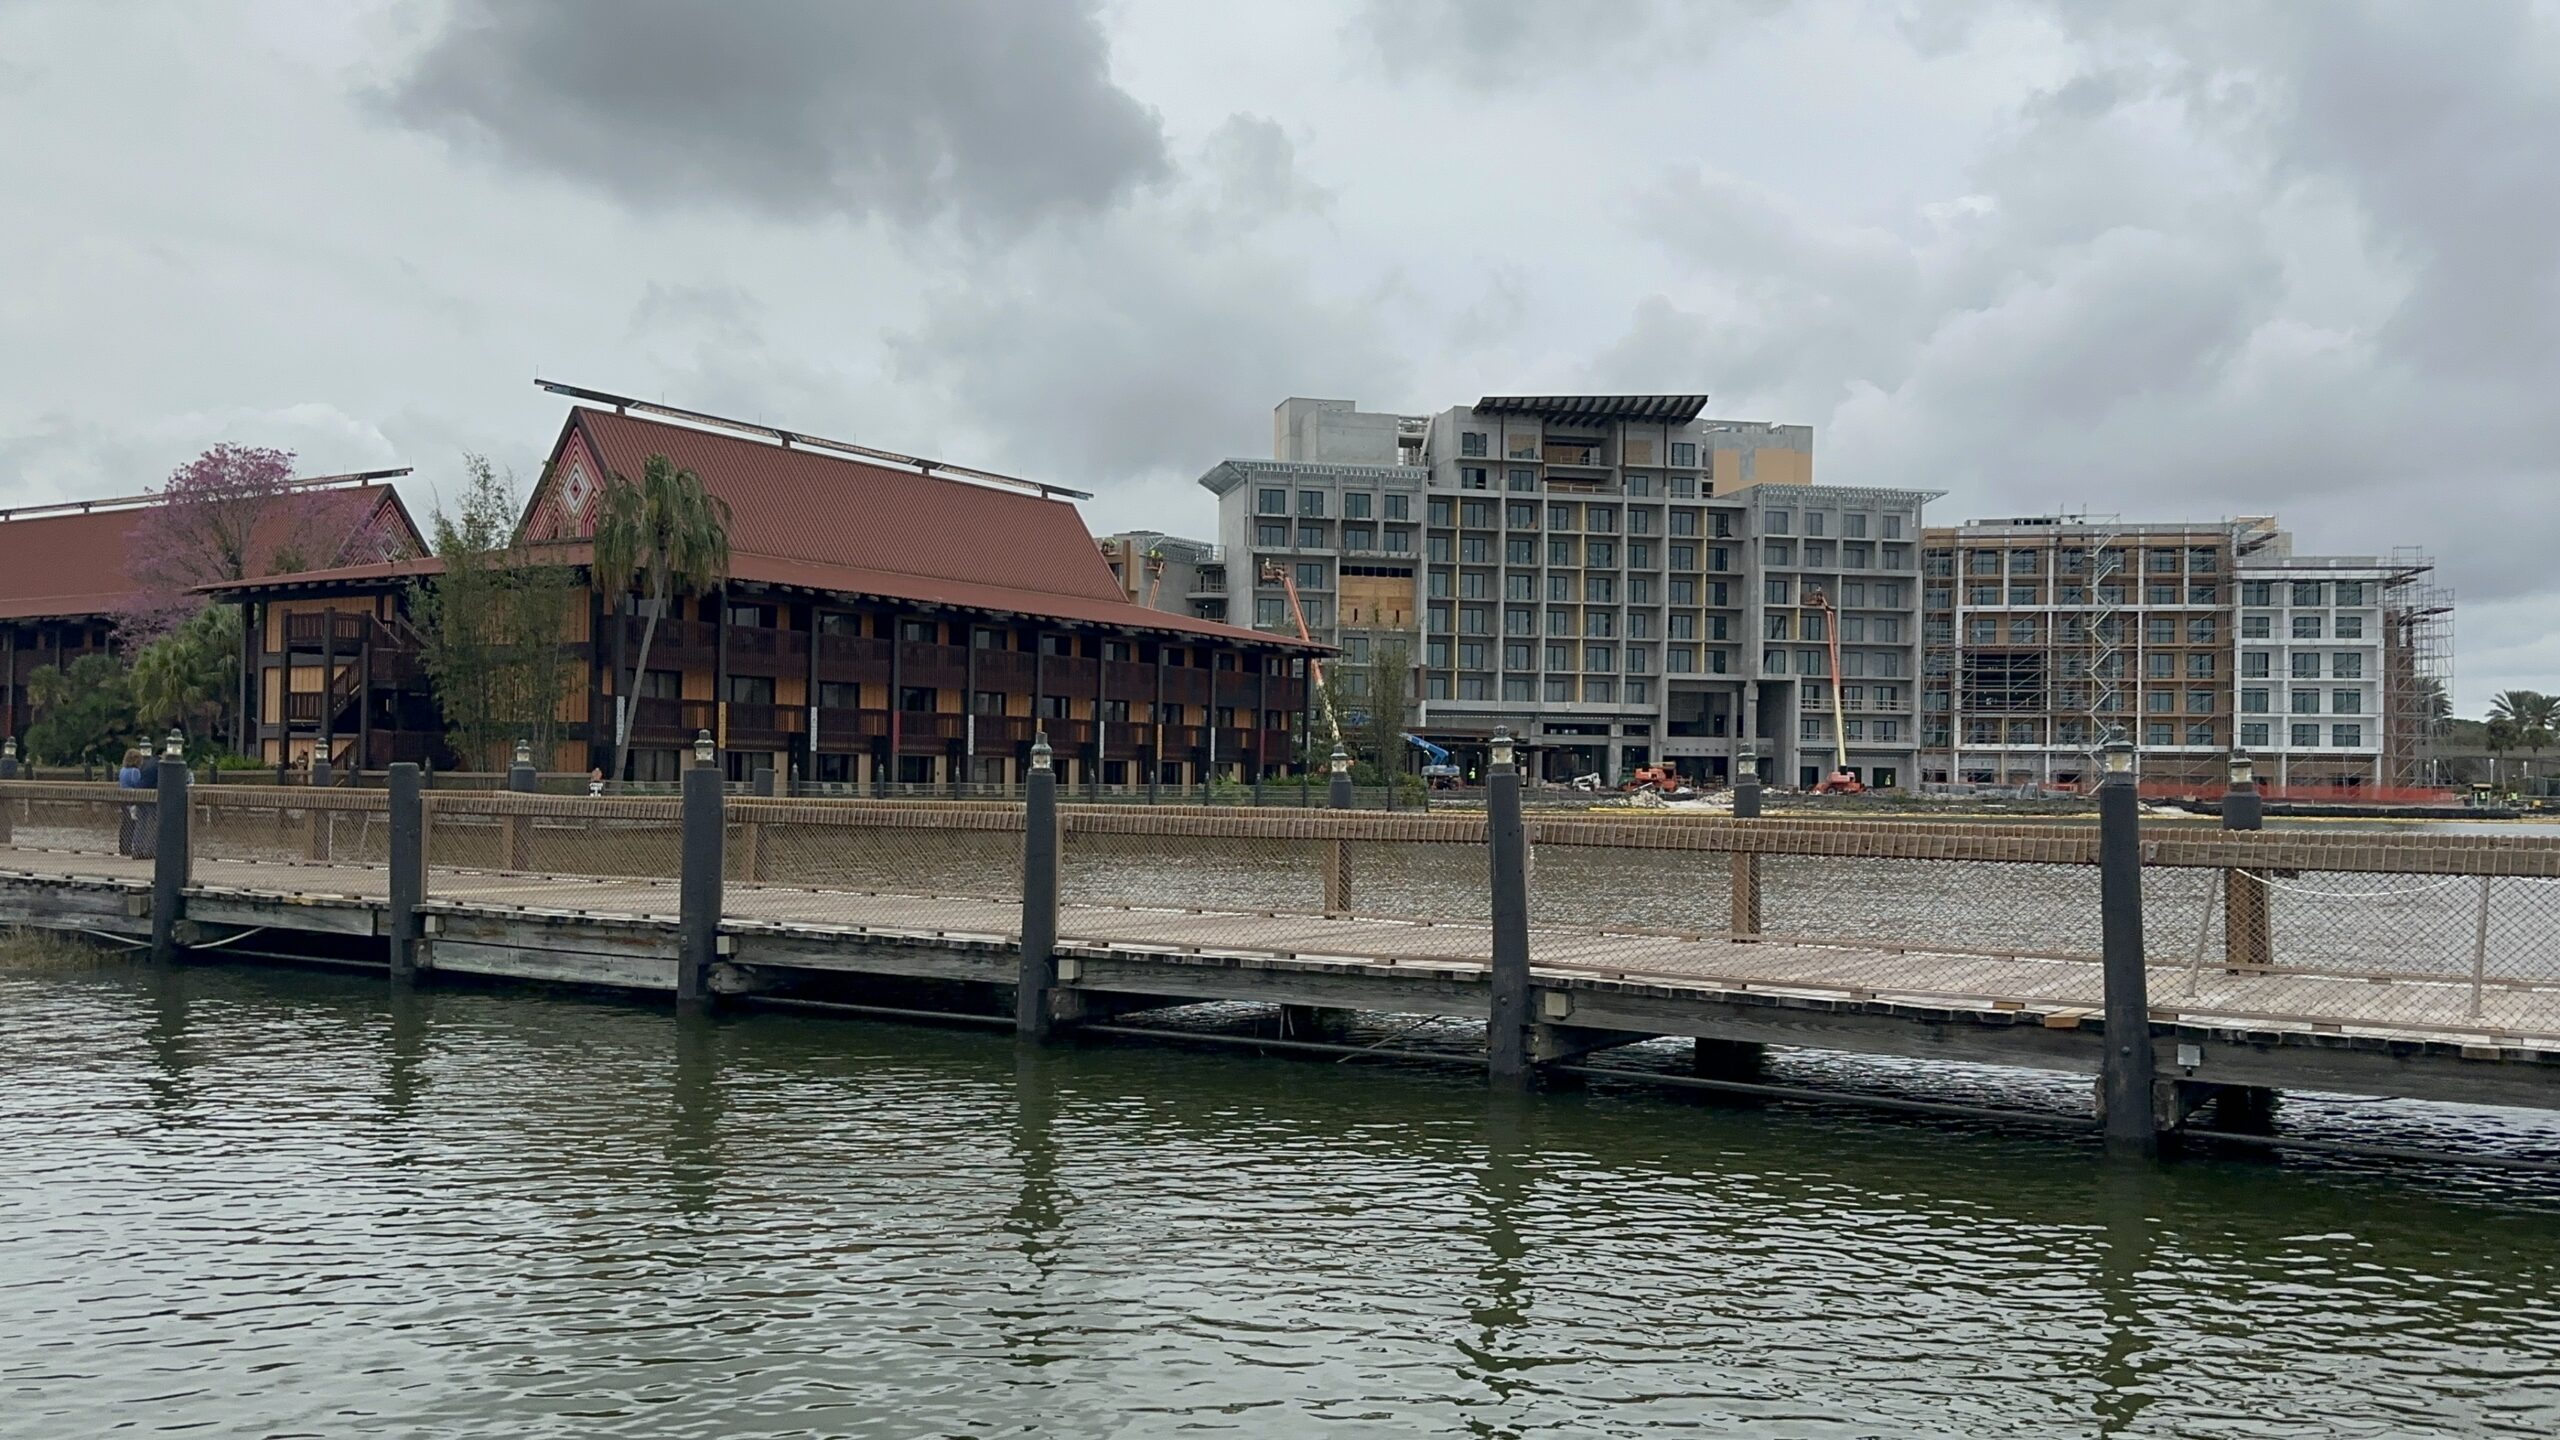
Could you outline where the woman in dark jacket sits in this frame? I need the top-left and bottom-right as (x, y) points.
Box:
(116, 747), (145, 856)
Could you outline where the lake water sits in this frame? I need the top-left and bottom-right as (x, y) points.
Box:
(4, 949), (2557, 1438)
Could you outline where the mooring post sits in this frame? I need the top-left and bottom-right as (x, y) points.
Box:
(1486, 726), (1532, 1088)
(2097, 734), (2157, 1155)
(1324, 741), (1354, 912)
(502, 738), (538, 870)
(1017, 733), (1062, 1039)
(1730, 745), (1763, 939)
(2220, 748), (2271, 971)
(677, 730), (724, 1007)
(150, 728), (190, 963)
(387, 762), (424, 984)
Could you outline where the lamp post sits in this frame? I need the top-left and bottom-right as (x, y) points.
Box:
(1328, 740), (1353, 810)
(2096, 731), (2155, 1154)
(0, 735), (17, 780)
(1733, 744), (1762, 818)
(508, 737), (538, 794)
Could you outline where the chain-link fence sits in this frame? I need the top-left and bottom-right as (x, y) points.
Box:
(191, 787), (391, 868)
(0, 781), (136, 863)
(1053, 810), (1494, 962)
(415, 793), (686, 918)
(723, 800), (1024, 938)
(2145, 832), (2560, 1038)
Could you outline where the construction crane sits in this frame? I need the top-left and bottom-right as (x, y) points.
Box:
(1802, 586), (1864, 794)
(1259, 561), (1343, 749)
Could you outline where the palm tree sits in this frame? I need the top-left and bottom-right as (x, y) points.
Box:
(590, 454), (731, 781)
(2484, 716), (2522, 789)
(2490, 690), (2558, 787)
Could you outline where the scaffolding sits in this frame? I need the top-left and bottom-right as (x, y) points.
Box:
(2382, 547), (2452, 790)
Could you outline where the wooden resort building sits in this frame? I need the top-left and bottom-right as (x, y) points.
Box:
(0, 474), (420, 754)
(210, 391), (1323, 786)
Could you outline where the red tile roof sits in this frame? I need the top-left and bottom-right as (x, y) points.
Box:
(572, 408), (1132, 604)
(203, 408), (1314, 651)
(0, 484), (420, 624)
(549, 408), (1304, 649)
(0, 508), (148, 621)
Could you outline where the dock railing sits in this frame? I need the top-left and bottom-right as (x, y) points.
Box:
(13, 763), (2560, 1088)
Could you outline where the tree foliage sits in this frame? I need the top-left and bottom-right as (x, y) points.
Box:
(411, 455), (582, 771)
(589, 453), (731, 780)
(1358, 638), (1414, 773)
(23, 653), (139, 768)
(120, 443), (411, 645)
(129, 604), (241, 737)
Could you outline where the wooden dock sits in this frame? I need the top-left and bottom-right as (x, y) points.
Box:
(8, 824), (2558, 1119)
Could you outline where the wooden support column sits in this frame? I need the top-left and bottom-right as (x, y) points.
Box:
(1090, 636), (1107, 800)
(315, 611), (335, 784)
(713, 588), (730, 768)
(886, 609), (903, 791)
(803, 601), (821, 784)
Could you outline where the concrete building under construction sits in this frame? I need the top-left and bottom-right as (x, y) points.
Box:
(1919, 515), (2450, 792)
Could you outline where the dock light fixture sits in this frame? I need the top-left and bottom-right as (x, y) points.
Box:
(1030, 732), (1052, 772)
(1736, 743), (1756, 772)
(693, 730), (715, 765)
(163, 728), (185, 761)
(1490, 726), (1515, 771)
(515, 739), (534, 767)
(1330, 742), (1350, 776)
(2228, 749), (2255, 788)
(2102, 732), (2134, 775)
(3, 737), (15, 759)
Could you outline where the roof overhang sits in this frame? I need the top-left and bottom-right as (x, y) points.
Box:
(1473, 395), (1711, 425)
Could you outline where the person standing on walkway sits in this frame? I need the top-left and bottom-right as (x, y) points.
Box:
(116, 747), (145, 856)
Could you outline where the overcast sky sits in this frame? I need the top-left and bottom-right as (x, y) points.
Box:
(2, 1), (2553, 711)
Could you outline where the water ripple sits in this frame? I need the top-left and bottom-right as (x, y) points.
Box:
(2, 955), (2557, 1438)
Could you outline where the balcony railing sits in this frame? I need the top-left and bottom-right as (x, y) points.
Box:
(282, 613), (373, 650)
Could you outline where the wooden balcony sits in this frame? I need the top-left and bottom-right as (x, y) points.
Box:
(725, 624), (807, 676)
(1045, 654), (1099, 699)
(813, 707), (891, 750)
(975, 649), (1036, 690)
(282, 612), (372, 650)
(1104, 659), (1155, 699)
(898, 642), (970, 690)
(815, 633), (893, 682)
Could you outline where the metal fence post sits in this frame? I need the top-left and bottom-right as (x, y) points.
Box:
(1730, 745), (1763, 939)
(1017, 733), (1061, 1038)
(2097, 735), (2157, 1155)
(150, 729), (191, 963)
(387, 762), (424, 984)
(2220, 748), (2270, 971)
(677, 730), (724, 1006)
(1486, 726), (1532, 1087)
